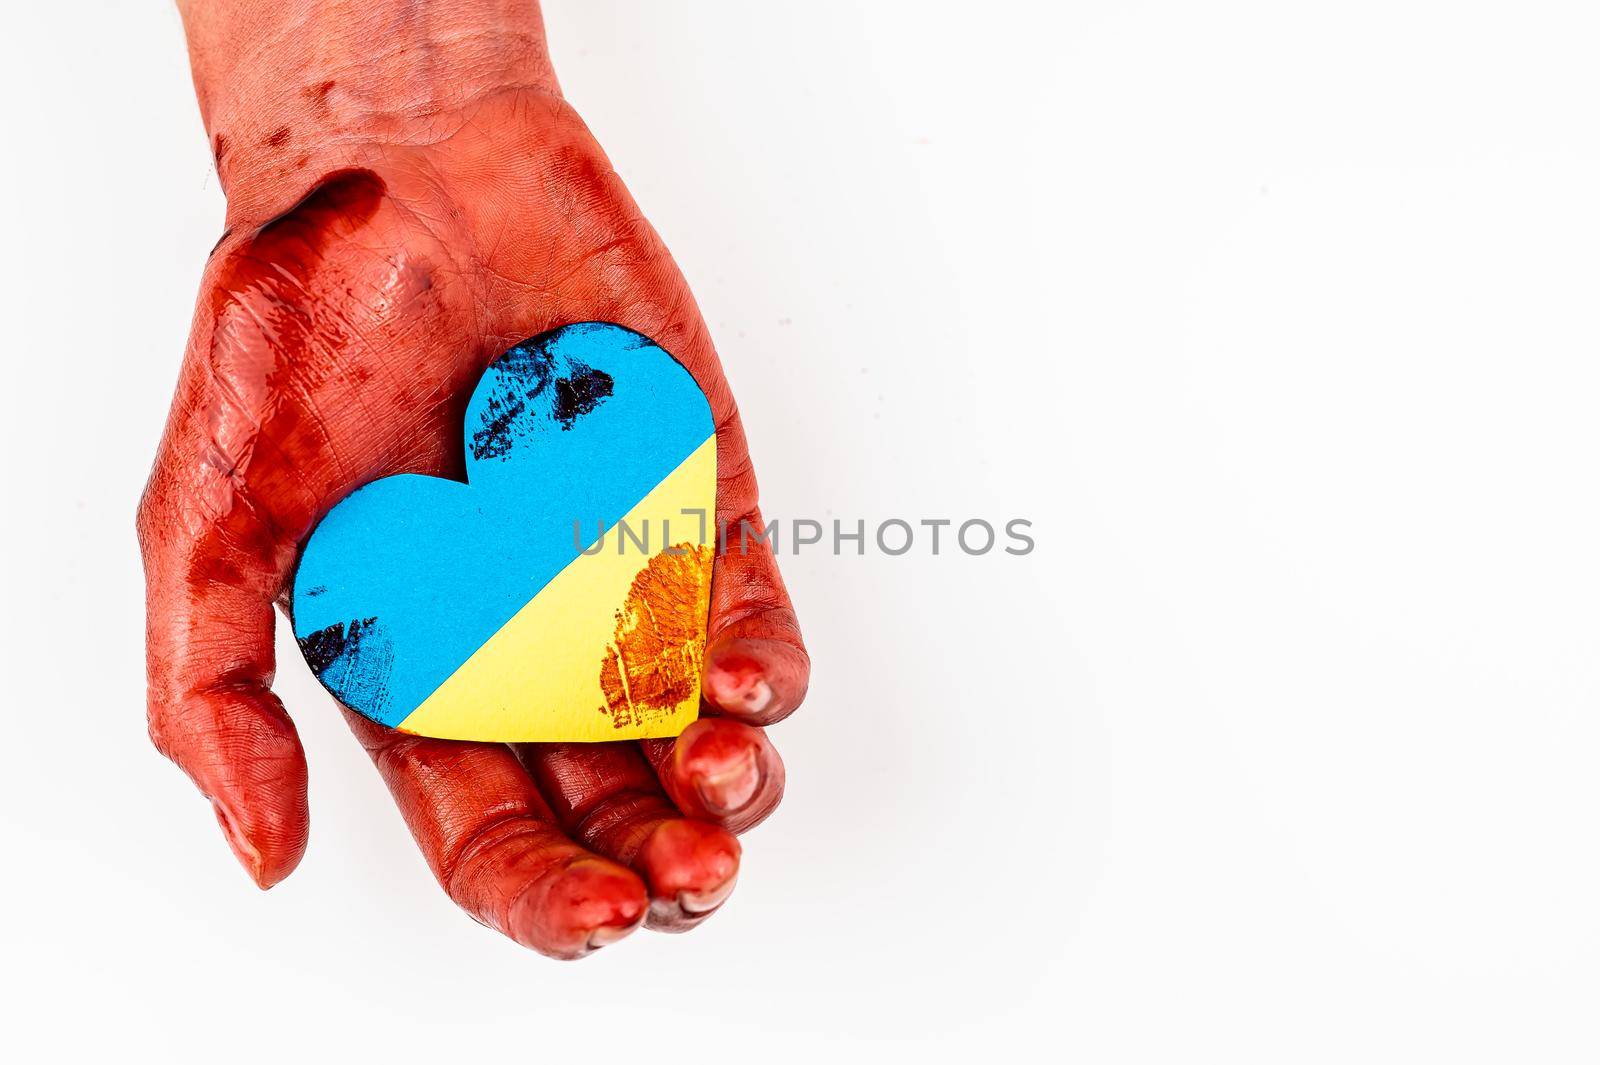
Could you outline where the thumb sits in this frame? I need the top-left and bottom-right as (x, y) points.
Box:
(138, 449), (309, 888)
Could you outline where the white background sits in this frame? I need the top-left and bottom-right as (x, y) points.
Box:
(3, 1), (1598, 1060)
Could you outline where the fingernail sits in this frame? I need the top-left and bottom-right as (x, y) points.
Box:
(692, 749), (762, 815)
(706, 653), (776, 717)
(514, 858), (648, 959)
(640, 821), (740, 898)
(670, 719), (786, 834)
(640, 821), (741, 930)
(211, 799), (267, 888)
(587, 920), (639, 950)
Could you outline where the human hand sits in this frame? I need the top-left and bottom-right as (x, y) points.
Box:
(138, 0), (808, 958)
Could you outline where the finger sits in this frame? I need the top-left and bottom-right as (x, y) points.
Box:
(138, 470), (308, 889)
(642, 717), (786, 836)
(495, 167), (811, 722)
(516, 742), (740, 932)
(706, 408), (809, 725)
(344, 712), (647, 958)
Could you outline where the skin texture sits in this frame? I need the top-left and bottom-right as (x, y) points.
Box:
(139, 0), (808, 958)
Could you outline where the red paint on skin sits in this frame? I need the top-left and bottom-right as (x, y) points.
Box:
(140, 85), (811, 953)
(210, 169), (385, 331)
(705, 649), (770, 710)
(304, 80), (337, 113)
(211, 799), (264, 885)
(344, 713), (649, 957)
(707, 650), (764, 686)
(702, 548), (809, 724)
(645, 718), (787, 835)
(185, 171), (387, 588)
(508, 858), (648, 959)
(516, 741), (742, 930)
(638, 820), (740, 931)
(701, 636), (810, 726)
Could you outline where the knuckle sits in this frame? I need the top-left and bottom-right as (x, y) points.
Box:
(369, 732), (437, 780)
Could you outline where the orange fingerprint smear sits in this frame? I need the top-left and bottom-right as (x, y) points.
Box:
(599, 544), (714, 730)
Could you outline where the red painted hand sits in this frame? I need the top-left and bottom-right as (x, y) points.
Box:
(138, 61), (808, 957)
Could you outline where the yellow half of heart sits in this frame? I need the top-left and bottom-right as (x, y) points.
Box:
(395, 434), (717, 741)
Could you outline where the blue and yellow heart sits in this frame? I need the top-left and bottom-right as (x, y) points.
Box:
(291, 322), (716, 742)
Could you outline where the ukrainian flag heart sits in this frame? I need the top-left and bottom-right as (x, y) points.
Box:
(291, 322), (716, 741)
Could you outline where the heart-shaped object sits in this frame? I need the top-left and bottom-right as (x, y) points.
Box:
(291, 322), (717, 741)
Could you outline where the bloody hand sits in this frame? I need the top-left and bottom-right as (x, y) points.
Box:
(138, 0), (809, 958)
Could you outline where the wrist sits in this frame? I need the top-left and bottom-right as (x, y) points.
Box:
(179, 0), (556, 211)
